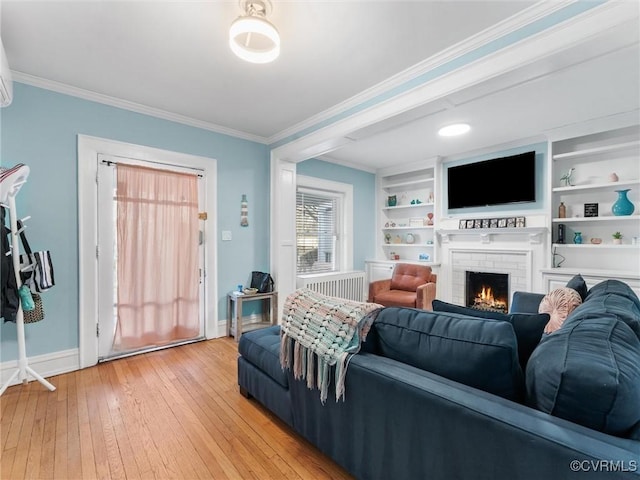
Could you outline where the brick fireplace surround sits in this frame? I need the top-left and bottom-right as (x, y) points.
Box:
(438, 226), (548, 305)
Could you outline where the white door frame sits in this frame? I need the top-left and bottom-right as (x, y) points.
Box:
(78, 135), (218, 369)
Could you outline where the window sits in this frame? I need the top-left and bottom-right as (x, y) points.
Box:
(296, 176), (353, 275)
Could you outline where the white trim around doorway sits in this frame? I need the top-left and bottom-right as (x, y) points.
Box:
(77, 135), (218, 369)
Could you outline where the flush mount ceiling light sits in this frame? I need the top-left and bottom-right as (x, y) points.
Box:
(438, 123), (471, 137)
(229, 0), (280, 64)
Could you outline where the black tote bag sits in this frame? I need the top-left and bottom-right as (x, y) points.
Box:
(250, 271), (274, 293)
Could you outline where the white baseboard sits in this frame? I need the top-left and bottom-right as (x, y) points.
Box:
(1, 348), (79, 388)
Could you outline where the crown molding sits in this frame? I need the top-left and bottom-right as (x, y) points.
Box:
(12, 71), (269, 145)
(266, 0), (576, 146)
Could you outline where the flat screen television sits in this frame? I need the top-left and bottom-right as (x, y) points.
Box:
(447, 151), (536, 209)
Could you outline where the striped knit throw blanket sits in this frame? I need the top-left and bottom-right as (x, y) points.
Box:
(280, 288), (382, 403)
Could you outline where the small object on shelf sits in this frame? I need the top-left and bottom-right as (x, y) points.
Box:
(409, 217), (423, 227)
(609, 172), (619, 182)
(237, 284), (243, 292)
(560, 168), (574, 187)
(558, 202), (566, 218)
(590, 238), (602, 244)
(394, 254), (400, 260)
(573, 232), (582, 244)
(426, 212), (434, 226)
(611, 189), (635, 216)
(612, 231), (623, 245)
(243, 287), (258, 295)
(427, 191), (434, 203)
(426, 240), (433, 245)
(393, 235), (402, 244)
(387, 195), (397, 207)
(384, 222), (389, 227)
(557, 224), (565, 244)
(584, 203), (598, 217)
(384, 233), (391, 244)
(389, 251), (396, 260)
(405, 233), (415, 244)
(632, 236), (639, 245)
(419, 253), (430, 261)
(516, 217), (526, 228)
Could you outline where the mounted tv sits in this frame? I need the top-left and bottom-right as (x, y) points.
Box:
(447, 151), (536, 209)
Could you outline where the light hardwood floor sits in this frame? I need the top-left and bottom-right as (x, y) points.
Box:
(1, 337), (353, 479)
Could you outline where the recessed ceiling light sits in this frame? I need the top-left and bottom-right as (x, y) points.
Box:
(438, 123), (471, 137)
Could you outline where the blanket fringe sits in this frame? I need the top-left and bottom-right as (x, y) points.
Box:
(279, 288), (383, 404)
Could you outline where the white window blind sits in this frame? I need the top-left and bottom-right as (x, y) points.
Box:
(296, 190), (338, 274)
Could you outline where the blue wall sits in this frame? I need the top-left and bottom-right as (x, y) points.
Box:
(297, 159), (376, 270)
(0, 83), (270, 361)
(442, 142), (548, 216)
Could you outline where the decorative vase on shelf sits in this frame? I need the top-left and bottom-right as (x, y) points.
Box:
(612, 189), (635, 216)
(573, 232), (582, 244)
(558, 202), (566, 218)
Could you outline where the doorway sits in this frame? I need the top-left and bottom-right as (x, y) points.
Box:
(77, 135), (218, 369)
(96, 155), (205, 361)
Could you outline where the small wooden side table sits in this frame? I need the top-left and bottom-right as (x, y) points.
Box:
(227, 291), (278, 342)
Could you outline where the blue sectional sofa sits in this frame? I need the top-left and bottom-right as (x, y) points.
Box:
(237, 279), (640, 479)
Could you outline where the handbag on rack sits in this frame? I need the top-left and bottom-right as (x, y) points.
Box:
(250, 271), (275, 293)
(17, 221), (55, 293)
(23, 292), (44, 323)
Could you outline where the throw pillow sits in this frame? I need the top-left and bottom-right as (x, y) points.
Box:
(526, 315), (640, 439)
(565, 274), (588, 301)
(538, 287), (582, 333)
(432, 300), (549, 370)
(373, 307), (524, 401)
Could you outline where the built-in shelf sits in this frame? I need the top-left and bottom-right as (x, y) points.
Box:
(437, 227), (547, 245)
(383, 178), (434, 190)
(382, 203), (434, 211)
(552, 215), (640, 223)
(382, 226), (433, 231)
(552, 140), (640, 160)
(382, 243), (434, 247)
(551, 243), (639, 249)
(552, 179), (640, 193)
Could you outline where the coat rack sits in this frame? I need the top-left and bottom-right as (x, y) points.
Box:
(0, 165), (55, 395)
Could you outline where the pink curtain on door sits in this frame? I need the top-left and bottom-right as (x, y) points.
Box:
(113, 164), (200, 351)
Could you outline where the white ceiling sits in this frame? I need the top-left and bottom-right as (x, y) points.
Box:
(2, 1), (639, 171)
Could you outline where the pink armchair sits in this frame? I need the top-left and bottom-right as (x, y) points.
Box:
(368, 263), (437, 310)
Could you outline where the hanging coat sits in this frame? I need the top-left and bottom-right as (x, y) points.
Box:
(1, 207), (19, 322)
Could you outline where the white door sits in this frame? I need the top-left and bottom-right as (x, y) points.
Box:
(96, 154), (206, 360)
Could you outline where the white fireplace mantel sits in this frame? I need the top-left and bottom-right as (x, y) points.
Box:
(437, 227), (548, 245)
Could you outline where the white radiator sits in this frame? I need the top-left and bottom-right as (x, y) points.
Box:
(297, 271), (367, 302)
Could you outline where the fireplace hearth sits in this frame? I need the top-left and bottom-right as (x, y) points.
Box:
(466, 271), (509, 314)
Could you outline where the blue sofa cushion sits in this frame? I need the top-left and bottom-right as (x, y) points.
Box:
(566, 274), (588, 301)
(526, 315), (640, 438)
(371, 307), (524, 401)
(238, 326), (288, 388)
(510, 291), (545, 314)
(432, 300), (549, 370)
(581, 280), (640, 340)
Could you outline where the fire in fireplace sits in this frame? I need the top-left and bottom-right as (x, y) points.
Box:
(466, 271), (509, 314)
